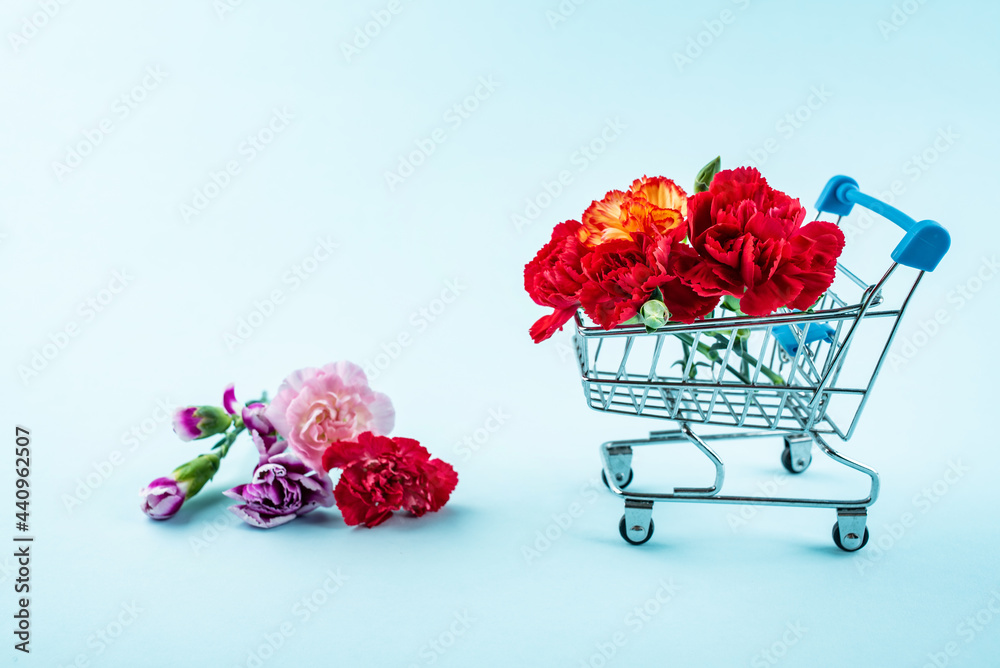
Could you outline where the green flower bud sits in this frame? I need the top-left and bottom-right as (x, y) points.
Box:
(694, 156), (722, 193)
(171, 453), (222, 498)
(639, 299), (670, 333)
(721, 295), (744, 315)
(172, 406), (233, 441)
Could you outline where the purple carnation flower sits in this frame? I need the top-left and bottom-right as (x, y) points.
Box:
(224, 452), (334, 529)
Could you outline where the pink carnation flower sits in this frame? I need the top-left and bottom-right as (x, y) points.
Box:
(264, 361), (395, 472)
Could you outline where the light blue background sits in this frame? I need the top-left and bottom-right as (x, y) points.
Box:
(2, 0), (999, 666)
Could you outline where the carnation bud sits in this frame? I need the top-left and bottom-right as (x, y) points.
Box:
(172, 406), (232, 441)
(639, 299), (670, 333)
(170, 452), (222, 498)
(694, 156), (722, 193)
(139, 477), (186, 520)
(721, 295), (744, 314)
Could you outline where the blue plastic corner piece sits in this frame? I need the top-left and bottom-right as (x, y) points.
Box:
(814, 175), (858, 216)
(890, 219), (951, 272)
(774, 323), (835, 357)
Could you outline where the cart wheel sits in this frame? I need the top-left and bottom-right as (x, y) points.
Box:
(781, 445), (812, 474)
(602, 468), (634, 489)
(832, 522), (870, 552)
(618, 515), (654, 545)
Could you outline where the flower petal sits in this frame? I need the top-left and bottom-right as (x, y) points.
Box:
(629, 175), (688, 217)
(222, 383), (240, 415)
(228, 504), (297, 529)
(579, 190), (627, 246)
(366, 392), (395, 437)
(529, 306), (578, 343)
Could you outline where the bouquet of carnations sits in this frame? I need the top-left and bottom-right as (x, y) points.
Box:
(140, 362), (457, 529)
(524, 159), (846, 347)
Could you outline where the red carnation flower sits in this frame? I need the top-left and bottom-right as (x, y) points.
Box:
(649, 239), (724, 323)
(524, 220), (588, 343)
(680, 167), (845, 316)
(322, 432), (458, 528)
(579, 233), (719, 329)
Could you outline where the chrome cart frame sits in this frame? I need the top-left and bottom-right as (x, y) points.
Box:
(574, 175), (950, 550)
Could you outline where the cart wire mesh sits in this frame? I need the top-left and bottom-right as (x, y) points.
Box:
(574, 256), (922, 441)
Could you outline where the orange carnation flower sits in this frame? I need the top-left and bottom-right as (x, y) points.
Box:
(578, 176), (688, 247)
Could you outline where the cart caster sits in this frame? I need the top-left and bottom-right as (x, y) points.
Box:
(832, 509), (870, 552)
(619, 516), (654, 545)
(619, 500), (654, 545)
(602, 468), (634, 489)
(781, 435), (813, 474)
(603, 445), (634, 490)
(832, 523), (869, 551)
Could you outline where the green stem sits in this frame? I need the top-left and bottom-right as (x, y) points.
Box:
(673, 333), (751, 384)
(211, 392), (268, 457)
(712, 333), (785, 385)
(214, 423), (245, 458)
(673, 333), (784, 385)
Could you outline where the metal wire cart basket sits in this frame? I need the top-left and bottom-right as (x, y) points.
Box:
(574, 176), (951, 551)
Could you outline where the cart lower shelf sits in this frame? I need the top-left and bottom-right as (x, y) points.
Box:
(600, 425), (877, 551)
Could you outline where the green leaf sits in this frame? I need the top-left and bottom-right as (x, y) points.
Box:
(694, 156), (722, 193)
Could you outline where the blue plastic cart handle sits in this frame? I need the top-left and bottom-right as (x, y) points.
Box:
(815, 175), (951, 272)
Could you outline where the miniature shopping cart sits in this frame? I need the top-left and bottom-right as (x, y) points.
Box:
(573, 176), (950, 551)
